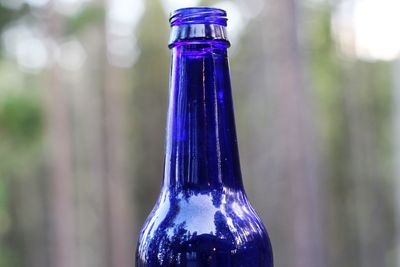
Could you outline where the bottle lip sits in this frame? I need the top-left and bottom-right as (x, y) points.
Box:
(169, 7), (228, 27)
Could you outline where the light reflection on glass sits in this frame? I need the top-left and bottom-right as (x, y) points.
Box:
(137, 187), (271, 265)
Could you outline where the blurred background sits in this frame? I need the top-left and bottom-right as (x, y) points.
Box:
(0, 0), (398, 266)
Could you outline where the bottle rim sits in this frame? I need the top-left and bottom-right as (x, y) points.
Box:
(169, 7), (228, 27)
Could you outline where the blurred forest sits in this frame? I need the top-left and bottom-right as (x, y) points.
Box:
(0, 0), (398, 266)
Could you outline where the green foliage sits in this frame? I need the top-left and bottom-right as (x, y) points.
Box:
(66, 5), (105, 35)
(308, 5), (343, 140)
(0, 95), (43, 145)
(0, 178), (17, 267)
(0, 91), (44, 176)
(308, 4), (393, 265)
(0, 64), (44, 267)
(0, 4), (28, 30)
(0, 246), (21, 267)
(0, 178), (10, 234)
(0, 4), (30, 55)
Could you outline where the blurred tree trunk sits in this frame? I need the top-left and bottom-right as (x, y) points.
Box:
(342, 62), (377, 267)
(71, 0), (135, 266)
(264, 1), (324, 266)
(9, 153), (48, 267)
(132, 0), (169, 225)
(306, 5), (355, 266)
(235, 0), (324, 266)
(393, 59), (400, 267)
(102, 13), (134, 266)
(103, 64), (133, 267)
(72, 27), (109, 267)
(44, 4), (77, 267)
(342, 61), (393, 267)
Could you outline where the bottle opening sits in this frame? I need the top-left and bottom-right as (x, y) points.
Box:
(168, 7), (229, 48)
(169, 7), (227, 26)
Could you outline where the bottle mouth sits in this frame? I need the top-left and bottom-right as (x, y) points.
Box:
(168, 7), (229, 47)
(169, 7), (228, 27)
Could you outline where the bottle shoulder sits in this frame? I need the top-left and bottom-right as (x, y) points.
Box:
(136, 188), (273, 266)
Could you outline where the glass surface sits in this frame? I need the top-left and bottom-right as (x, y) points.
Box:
(136, 7), (273, 266)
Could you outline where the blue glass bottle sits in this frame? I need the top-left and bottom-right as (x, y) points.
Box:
(136, 7), (273, 266)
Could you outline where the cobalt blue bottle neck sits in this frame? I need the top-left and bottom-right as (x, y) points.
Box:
(168, 7), (229, 48)
(163, 9), (243, 192)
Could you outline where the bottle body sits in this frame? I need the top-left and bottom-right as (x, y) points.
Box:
(136, 8), (273, 266)
(136, 188), (272, 266)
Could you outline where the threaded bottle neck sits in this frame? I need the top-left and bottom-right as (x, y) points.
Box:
(168, 7), (230, 48)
